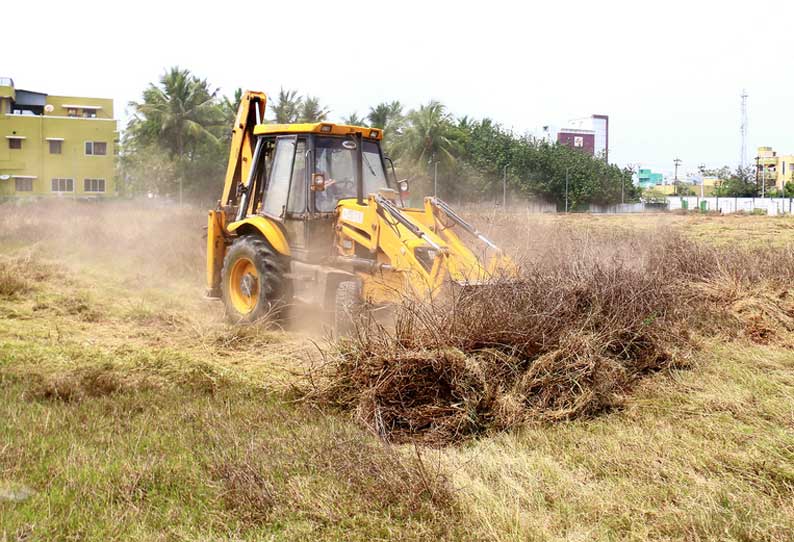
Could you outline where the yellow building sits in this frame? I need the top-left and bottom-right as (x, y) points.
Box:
(0, 77), (117, 198)
(757, 146), (794, 192)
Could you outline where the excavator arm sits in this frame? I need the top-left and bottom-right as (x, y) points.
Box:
(335, 194), (515, 302)
(220, 91), (267, 208)
(207, 91), (274, 297)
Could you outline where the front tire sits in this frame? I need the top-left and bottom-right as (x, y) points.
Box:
(333, 280), (363, 337)
(221, 235), (289, 323)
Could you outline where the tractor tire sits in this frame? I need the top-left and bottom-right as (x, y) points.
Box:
(333, 280), (363, 337)
(221, 235), (290, 324)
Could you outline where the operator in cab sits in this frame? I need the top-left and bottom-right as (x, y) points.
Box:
(313, 136), (389, 212)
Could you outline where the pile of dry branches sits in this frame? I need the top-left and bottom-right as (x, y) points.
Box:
(303, 229), (794, 445)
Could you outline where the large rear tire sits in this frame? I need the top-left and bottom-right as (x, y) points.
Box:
(221, 235), (290, 323)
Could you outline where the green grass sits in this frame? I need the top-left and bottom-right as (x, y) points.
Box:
(442, 342), (794, 541)
(0, 337), (457, 541)
(1, 204), (793, 541)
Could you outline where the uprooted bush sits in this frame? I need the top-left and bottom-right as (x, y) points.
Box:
(304, 231), (794, 445)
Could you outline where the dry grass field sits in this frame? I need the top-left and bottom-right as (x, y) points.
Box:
(1, 201), (793, 541)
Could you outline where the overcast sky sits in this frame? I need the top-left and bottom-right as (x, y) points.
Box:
(6, 0), (793, 174)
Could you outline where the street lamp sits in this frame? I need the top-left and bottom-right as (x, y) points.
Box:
(428, 153), (438, 197)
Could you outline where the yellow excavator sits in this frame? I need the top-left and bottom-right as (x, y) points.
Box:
(206, 91), (514, 330)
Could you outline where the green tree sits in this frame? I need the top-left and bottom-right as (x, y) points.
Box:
(720, 166), (758, 197)
(299, 95), (330, 122)
(393, 100), (461, 169)
(124, 67), (227, 202)
(127, 67), (221, 158)
(342, 112), (366, 125)
(368, 101), (403, 131)
(451, 119), (636, 208)
(220, 88), (243, 125)
(270, 88), (302, 123)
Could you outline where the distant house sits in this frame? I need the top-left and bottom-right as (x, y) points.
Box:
(0, 77), (118, 198)
(557, 128), (595, 156)
(757, 146), (794, 192)
(556, 114), (609, 161)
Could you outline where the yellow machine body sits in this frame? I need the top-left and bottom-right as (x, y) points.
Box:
(206, 90), (514, 318)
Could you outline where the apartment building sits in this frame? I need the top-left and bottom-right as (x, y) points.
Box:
(0, 77), (117, 198)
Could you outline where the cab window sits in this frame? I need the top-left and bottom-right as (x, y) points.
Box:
(313, 137), (387, 212)
(287, 139), (307, 214)
(262, 136), (297, 219)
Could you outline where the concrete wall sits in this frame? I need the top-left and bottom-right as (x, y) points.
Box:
(668, 196), (794, 215)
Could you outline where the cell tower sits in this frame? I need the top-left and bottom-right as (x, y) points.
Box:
(740, 89), (748, 168)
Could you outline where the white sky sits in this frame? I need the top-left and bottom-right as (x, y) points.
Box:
(6, 0), (793, 173)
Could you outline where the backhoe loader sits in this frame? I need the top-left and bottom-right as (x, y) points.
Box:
(206, 90), (514, 330)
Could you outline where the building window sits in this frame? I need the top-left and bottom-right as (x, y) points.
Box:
(8, 138), (22, 150)
(15, 178), (33, 192)
(67, 108), (78, 117)
(84, 178), (106, 193)
(51, 178), (74, 192)
(85, 141), (107, 156)
(83, 109), (97, 118)
(49, 140), (62, 154)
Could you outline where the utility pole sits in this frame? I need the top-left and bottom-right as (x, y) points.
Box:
(433, 161), (438, 198)
(699, 164), (706, 198)
(430, 152), (438, 197)
(502, 165), (507, 208)
(565, 168), (569, 213)
(762, 164), (766, 198)
(740, 90), (748, 169)
(674, 158), (682, 196)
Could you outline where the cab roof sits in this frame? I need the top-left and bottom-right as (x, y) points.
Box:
(253, 122), (382, 141)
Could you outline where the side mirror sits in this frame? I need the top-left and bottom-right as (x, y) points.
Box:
(311, 173), (326, 192)
(384, 156), (398, 184)
(384, 156), (409, 204)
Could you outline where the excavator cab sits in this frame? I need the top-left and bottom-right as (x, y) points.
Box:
(207, 91), (514, 330)
(243, 126), (399, 261)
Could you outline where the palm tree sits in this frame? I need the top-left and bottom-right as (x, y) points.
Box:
(393, 100), (460, 168)
(220, 88), (243, 125)
(299, 95), (330, 122)
(127, 67), (221, 158)
(269, 88), (302, 124)
(342, 112), (366, 126)
(367, 101), (403, 134)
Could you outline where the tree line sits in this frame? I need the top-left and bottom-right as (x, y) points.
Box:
(121, 66), (636, 208)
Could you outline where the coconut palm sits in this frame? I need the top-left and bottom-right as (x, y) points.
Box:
(127, 67), (221, 158)
(269, 88), (303, 124)
(367, 101), (403, 134)
(299, 95), (330, 123)
(393, 100), (460, 168)
(342, 112), (366, 126)
(220, 88), (243, 125)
